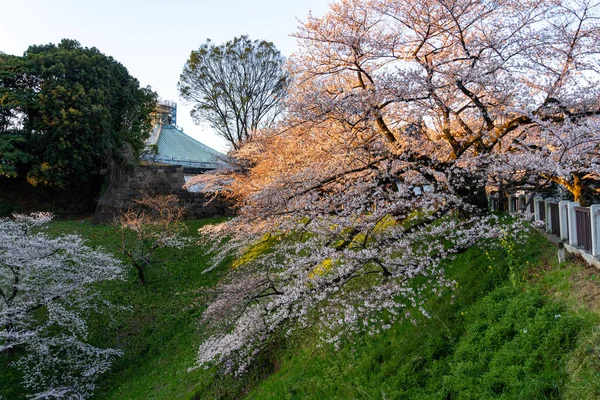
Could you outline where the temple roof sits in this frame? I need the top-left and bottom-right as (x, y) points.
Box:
(146, 124), (226, 170)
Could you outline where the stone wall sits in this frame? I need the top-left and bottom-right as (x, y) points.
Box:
(93, 164), (234, 223)
(0, 175), (101, 217)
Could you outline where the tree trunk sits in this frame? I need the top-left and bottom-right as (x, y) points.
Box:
(1, 323), (15, 355)
(551, 173), (589, 206)
(136, 267), (146, 286)
(470, 185), (489, 212)
(571, 174), (586, 206)
(498, 184), (505, 213)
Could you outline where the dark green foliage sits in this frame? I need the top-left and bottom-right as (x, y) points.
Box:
(0, 199), (19, 216)
(0, 135), (31, 177)
(0, 39), (156, 187)
(0, 349), (26, 399)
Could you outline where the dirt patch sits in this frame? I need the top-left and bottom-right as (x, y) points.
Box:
(569, 258), (600, 313)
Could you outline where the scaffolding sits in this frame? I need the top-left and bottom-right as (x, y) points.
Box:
(152, 99), (177, 126)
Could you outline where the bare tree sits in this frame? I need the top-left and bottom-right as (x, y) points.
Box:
(115, 194), (190, 285)
(178, 35), (288, 150)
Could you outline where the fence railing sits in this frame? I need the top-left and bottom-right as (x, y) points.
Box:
(489, 194), (599, 259)
(490, 197), (499, 211)
(549, 202), (560, 236)
(575, 207), (593, 252)
(539, 200), (546, 222)
(511, 197), (519, 213)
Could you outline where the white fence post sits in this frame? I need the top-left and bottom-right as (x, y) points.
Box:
(488, 195), (497, 212)
(545, 200), (552, 233)
(508, 194), (516, 213)
(518, 195), (526, 213)
(559, 200), (570, 240)
(534, 197), (542, 221)
(568, 202), (580, 247)
(591, 205), (600, 258)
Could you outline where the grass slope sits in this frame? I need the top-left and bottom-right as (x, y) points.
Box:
(3, 219), (600, 399)
(245, 229), (599, 400)
(2, 219), (234, 399)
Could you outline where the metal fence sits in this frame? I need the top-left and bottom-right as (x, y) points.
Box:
(490, 197), (499, 211)
(492, 194), (598, 259)
(575, 206), (592, 251)
(549, 202), (560, 236)
(538, 200), (546, 221)
(511, 197), (519, 212)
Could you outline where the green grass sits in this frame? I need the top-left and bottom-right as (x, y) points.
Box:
(1, 218), (237, 400)
(243, 230), (597, 400)
(3, 219), (600, 399)
(57, 218), (245, 400)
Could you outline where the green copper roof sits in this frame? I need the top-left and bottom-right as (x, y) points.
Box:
(153, 125), (225, 169)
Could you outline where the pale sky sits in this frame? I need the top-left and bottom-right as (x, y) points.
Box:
(0, 0), (332, 152)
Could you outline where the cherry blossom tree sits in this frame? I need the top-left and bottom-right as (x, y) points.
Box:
(487, 116), (600, 205)
(187, 0), (600, 373)
(189, 119), (517, 374)
(289, 0), (600, 203)
(0, 213), (124, 399)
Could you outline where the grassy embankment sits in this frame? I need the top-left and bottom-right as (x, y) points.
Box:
(44, 219), (250, 400)
(245, 229), (600, 399)
(3, 218), (600, 399)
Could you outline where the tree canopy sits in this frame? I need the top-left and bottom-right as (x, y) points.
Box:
(285, 0), (600, 205)
(0, 39), (156, 187)
(179, 35), (288, 150)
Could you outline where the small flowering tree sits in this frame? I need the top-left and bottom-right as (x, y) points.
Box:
(0, 213), (125, 399)
(116, 194), (191, 285)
